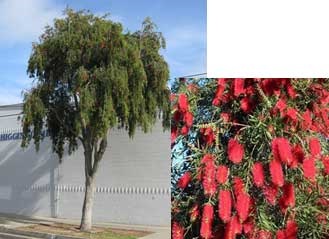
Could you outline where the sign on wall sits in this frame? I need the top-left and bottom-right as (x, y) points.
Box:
(0, 130), (49, 141)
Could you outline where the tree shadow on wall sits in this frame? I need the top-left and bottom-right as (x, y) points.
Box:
(0, 138), (58, 218)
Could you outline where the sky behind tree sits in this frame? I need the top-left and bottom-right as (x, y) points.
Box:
(0, 0), (206, 104)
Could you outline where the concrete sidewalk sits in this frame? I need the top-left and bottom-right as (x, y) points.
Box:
(0, 213), (170, 239)
(138, 228), (169, 239)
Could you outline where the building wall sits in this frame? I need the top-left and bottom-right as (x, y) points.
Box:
(0, 104), (170, 226)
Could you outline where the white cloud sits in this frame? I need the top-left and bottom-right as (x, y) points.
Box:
(0, 0), (62, 44)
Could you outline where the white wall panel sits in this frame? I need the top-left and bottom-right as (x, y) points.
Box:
(0, 104), (170, 226)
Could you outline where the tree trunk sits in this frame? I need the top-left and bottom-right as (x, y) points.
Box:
(80, 174), (95, 231)
(79, 134), (107, 232)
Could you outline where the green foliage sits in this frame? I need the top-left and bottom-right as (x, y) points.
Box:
(22, 9), (170, 159)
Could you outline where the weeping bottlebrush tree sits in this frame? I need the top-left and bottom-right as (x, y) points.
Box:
(21, 9), (170, 232)
(171, 79), (329, 239)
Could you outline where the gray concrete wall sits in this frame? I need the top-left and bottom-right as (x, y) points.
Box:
(0, 104), (170, 226)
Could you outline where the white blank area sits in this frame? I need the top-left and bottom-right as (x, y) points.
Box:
(208, 0), (329, 77)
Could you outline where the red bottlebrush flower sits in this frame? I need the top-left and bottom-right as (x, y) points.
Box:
(285, 220), (298, 239)
(271, 138), (281, 162)
(245, 79), (257, 94)
(321, 108), (329, 126)
(177, 172), (192, 189)
(274, 98), (287, 117)
(200, 127), (216, 145)
(216, 165), (229, 184)
(263, 184), (279, 205)
(220, 112), (230, 123)
(236, 192), (251, 222)
(279, 183), (295, 211)
(260, 79), (272, 95)
(257, 230), (273, 239)
(309, 137), (321, 157)
(313, 122), (327, 136)
(233, 176), (245, 197)
(199, 154), (216, 195)
(189, 204), (199, 222)
(317, 197), (329, 208)
(172, 221), (184, 239)
(172, 110), (181, 122)
(217, 78), (226, 89)
(202, 158), (216, 197)
(271, 137), (294, 165)
(200, 204), (214, 239)
(223, 224), (234, 239)
(322, 155), (329, 175)
(212, 98), (220, 106)
(231, 215), (242, 235)
(225, 215), (242, 239)
(252, 162), (265, 187)
(292, 144), (304, 164)
(183, 111), (194, 128)
(286, 108), (298, 123)
(316, 214), (327, 224)
(212, 78), (226, 106)
(269, 159), (284, 187)
(227, 138), (244, 164)
(303, 157), (316, 182)
(276, 230), (285, 239)
(221, 93), (231, 104)
(301, 109), (312, 130)
(286, 80), (297, 99)
(202, 154), (214, 165)
(277, 220), (298, 239)
(311, 102), (321, 116)
(203, 171), (216, 197)
(261, 78), (278, 96)
(178, 93), (188, 112)
(243, 218), (255, 236)
(233, 78), (245, 97)
(218, 190), (232, 223)
(289, 148), (303, 168)
(240, 97), (253, 113)
(180, 125), (189, 135)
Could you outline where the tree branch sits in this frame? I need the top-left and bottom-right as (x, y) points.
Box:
(84, 127), (93, 177)
(73, 92), (87, 139)
(91, 134), (107, 176)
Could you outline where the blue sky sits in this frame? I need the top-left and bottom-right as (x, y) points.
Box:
(0, 0), (206, 104)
